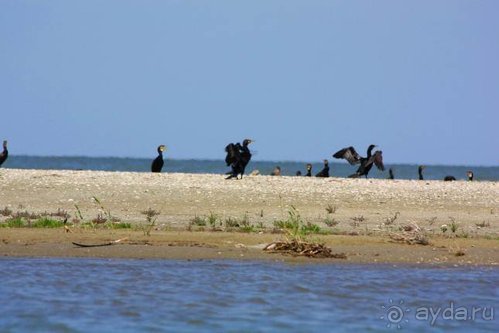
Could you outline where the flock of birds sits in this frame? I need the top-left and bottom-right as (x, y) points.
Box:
(0, 139), (474, 181)
(153, 139), (472, 181)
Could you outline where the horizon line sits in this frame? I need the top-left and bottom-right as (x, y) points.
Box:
(8, 154), (498, 168)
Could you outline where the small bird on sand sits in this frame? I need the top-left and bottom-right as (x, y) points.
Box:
(315, 160), (330, 177)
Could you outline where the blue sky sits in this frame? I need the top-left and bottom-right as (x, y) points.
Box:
(1, 1), (498, 166)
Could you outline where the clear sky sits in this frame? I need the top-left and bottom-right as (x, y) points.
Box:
(1, 1), (498, 166)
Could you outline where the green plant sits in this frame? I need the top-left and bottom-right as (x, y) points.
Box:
(191, 216), (206, 227)
(92, 196), (119, 222)
(272, 206), (322, 239)
(224, 217), (239, 228)
(1, 217), (25, 228)
(207, 212), (221, 230)
(32, 218), (64, 228)
(273, 206), (302, 237)
(108, 222), (132, 229)
(142, 208), (160, 236)
(449, 217), (459, 233)
(301, 222), (321, 235)
(74, 204), (84, 220)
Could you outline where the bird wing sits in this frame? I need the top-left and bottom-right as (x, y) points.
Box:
(225, 143), (240, 166)
(372, 151), (385, 171)
(333, 146), (361, 165)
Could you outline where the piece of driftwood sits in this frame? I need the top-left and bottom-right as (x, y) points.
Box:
(263, 240), (347, 259)
(72, 237), (128, 248)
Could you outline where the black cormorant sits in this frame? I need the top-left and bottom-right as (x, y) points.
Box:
(0, 140), (8, 167)
(305, 163), (312, 177)
(444, 175), (456, 181)
(225, 139), (253, 179)
(467, 171), (474, 181)
(388, 168), (394, 179)
(333, 144), (384, 178)
(296, 171), (302, 176)
(315, 160), (329, 177)
(418, 165), (425, 180)
(151, 145), (166, 173)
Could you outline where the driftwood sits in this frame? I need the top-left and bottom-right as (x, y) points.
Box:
(263, 240), (347, 259)
(72, 237), (128, 248)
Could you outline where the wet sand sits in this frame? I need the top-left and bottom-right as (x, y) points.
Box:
(0, 169), (498, 265)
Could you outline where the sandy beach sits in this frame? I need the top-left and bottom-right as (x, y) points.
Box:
(1, 168), (497, 265)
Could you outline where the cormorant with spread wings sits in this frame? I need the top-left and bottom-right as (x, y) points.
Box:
(333, 144), (384, 178)
(225, 139), (253, 179)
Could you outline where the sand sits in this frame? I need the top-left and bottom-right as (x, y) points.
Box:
(0, 168), (498, 265)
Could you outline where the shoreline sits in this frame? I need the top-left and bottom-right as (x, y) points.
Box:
(0, 168), (497, 265)
(1, 229), (498, 266)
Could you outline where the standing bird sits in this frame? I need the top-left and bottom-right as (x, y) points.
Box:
(418, 165), (425, 180)
(388, 168), (395, 180)
(444, 175), (456, 181)
(0, 140), (8, 167)
(305, 163), (312, 177)
(270, 166), (281, 176)
(225, 139), (253, 179)
(467, 170), (474, 181)
(315, 160), (330, 177)
(151, 145), (166, 173)
(333, 144), (384, 178)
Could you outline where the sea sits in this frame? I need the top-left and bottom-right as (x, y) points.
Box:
(2, 155), (499, 181)
(0, 258), (497, 332)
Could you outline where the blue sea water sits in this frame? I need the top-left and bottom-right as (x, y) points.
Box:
(0, 258), (497, 332)
(3, 155), (499, 181)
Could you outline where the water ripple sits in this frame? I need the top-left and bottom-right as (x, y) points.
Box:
(0, 258), (497, 332)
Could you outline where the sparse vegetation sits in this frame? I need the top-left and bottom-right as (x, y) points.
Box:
(324, 217), (339, 227)
(0, 206), (13, 217)
(325, 204), (338, 214)
(384, 212), (400, 226)
(449, 217), (459, 233)
(351, 215), (366, 224)
(92, 196), (120, 223)
(426, 216), (437, 226)
(475, 221), (490, 228)
(272, 206), (324, 238)
(1, 217), (25, 228)
(32, 218), (65, 228)
(191, 215), (206, 227)
(141, 208), (160, 236)
(389, 223), (429, 245)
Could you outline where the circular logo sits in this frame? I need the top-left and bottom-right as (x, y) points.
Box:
(380, 299), (411, 328)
